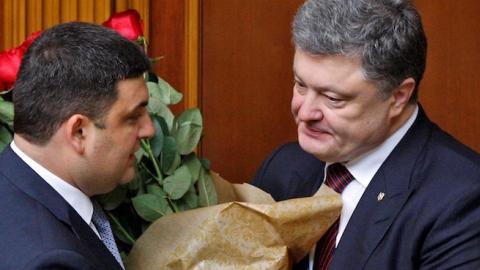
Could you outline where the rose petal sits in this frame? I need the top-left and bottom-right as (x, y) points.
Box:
(0, 30), (41, 89)
(103, 9), (144, 41)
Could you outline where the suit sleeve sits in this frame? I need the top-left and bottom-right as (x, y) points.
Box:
(251, 144), (282, 189)
(23, 249), (99, 270)
(420, 183), (480, 269)
(251, 143), (300, 201)
(251, 142), (325, 201)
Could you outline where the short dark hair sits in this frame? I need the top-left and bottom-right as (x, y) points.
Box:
(293, 0), (427, 101)
(13, 22), (151, 144)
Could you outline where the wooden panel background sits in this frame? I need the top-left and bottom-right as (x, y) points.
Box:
(149, 0), (187, 114)
(415, 0), (480, 152)
(149, 0), (199, 114)
(200, 0), (303, 182)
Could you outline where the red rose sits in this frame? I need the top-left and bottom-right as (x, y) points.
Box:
(103, 9), (144, 41)
(0, 47), (25, 89)
(0, 31), (41, 90)
(21, 31), (42, 49)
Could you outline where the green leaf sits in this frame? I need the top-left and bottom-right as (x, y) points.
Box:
(161, 136), (181, 175)
(140, 140), (164, 185)
(146, 81), (175, 131)
(182, 186), (199, 210)
(129, 164), (149, 192)
(146, 183), (167, 198)
(0, 100), (14, 127)
(107, 212), (136, 246)
(0, 126), (13, 152)
(156, 115), (170, 136)
(163, 165), (192, 200)
(174, 108), (203, 155)
(146, 81), (166, 114)
(156, 104), (175, 132)
(132, 194), (171, 222)
(166, 154), (181, 176)
(149, 115), (165, 157)
(198, 168), (218, 207)
(128, 175), (141, 192)
(184, 153), (202, 184)
(157, 76), (183, 105)
(97, 185), (127, 211)
(200, 158), (211, 170)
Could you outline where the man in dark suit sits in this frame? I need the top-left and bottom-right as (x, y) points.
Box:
(253, 0), (480, 269)
(0, 22), (155, 269)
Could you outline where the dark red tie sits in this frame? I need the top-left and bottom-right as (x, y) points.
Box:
(314, 163), (354, 270)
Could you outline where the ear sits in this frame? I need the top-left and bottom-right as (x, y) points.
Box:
(389, 77), (416, 117)
(63, 114), (91, 154)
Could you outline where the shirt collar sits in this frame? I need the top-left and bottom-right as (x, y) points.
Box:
(330, 105), (418, 188)
(10, 141), (94, 225)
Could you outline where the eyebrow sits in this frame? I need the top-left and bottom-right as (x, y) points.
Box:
(126, 99), (149, 115)
(293, 71), (341, 94)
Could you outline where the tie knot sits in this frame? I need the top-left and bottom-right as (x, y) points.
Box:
(324, 163), (354, 193)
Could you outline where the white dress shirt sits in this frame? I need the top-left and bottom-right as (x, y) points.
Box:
(10, 141), (100, 237)
(308, 106), (419, 269)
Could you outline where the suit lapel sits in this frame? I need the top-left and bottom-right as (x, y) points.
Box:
(330, 107), (433, 270)
(0, 146), (72, 225)
(0, 146), (122, 269)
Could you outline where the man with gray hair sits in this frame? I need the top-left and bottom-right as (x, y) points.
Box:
(253, 0), (480, 269)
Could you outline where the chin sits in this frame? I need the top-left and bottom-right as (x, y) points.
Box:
(120, 169), (136, 184)
(298, 135), (338, 162)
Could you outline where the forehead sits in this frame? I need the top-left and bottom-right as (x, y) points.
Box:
(293, 49), (364, 81)
(109, 76), (148, 113)
(293, 49), (382, 97)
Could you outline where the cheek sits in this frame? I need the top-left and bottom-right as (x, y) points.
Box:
(118, 127), (139, 144)
(291, 94), (302, 116)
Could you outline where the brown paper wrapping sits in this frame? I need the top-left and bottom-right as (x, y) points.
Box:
(127, 173), (342, 270)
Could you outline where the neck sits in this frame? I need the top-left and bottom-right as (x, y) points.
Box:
(388, 103), (417, 137)
(13, 134), (77, 188)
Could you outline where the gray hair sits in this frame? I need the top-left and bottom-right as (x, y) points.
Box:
(293, 0), (427, 101)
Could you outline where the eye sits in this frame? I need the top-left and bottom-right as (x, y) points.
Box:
(326, 95), (342, 102)
(294, 80), (307, 94)
(126, 112), (143, 124)
(324, 94), (346, 107)
(294, 79), (306, 87)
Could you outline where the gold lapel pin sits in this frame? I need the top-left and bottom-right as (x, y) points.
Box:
(377, 192), (385, 201)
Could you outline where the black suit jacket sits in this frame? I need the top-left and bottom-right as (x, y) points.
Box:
(0, 146), (123, 269)
(253, 108), (480, 269)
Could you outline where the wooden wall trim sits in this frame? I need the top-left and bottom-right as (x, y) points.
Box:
(184, 0), (199, 109)
(0, 0), (4, 50)
(149, 0), (194, 114)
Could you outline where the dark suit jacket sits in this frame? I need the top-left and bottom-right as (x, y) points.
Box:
(253, 107), (480, 269)
(0, 146), (123, 269)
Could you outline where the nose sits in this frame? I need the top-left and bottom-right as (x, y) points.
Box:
(296, 92), (323, 122)
(139, 114), (156, 139)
